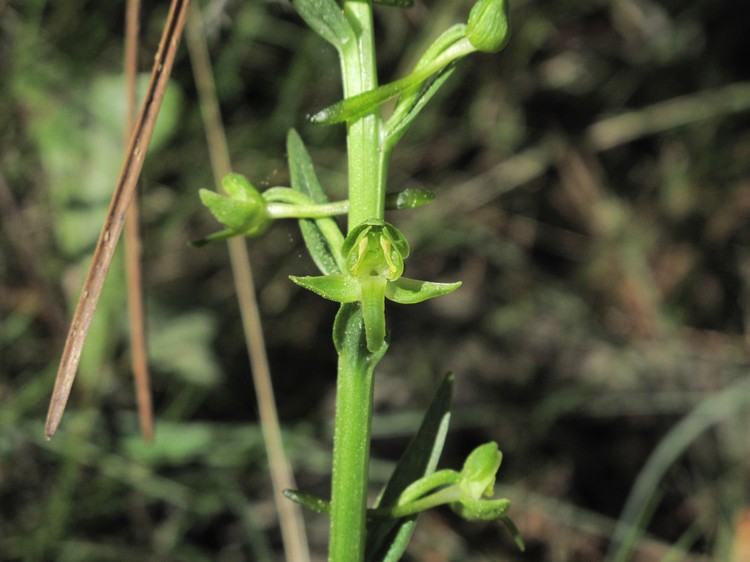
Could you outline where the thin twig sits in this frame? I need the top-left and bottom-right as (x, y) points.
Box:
(185, 6), (311, 561)
(45, 0), (191, 439)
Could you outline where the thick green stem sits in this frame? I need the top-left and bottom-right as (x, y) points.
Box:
(329, 3), (388, 560)
(329, 336), (375, 561)
(341, 0), (386, 231)
(329, 304), (386, 562)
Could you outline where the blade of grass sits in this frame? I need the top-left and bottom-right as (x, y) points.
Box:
(185, 6), (311, 562)
(123, 0), (154, 442)
(608, 376), (750, 560)
(45, 0), (192, 439)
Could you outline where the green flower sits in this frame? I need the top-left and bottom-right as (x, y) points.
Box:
(291, 219), (461, 352)
(196, 174), (271, 245)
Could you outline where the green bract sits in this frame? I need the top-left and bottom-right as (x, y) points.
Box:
(291, 219), (461, 352)
(467, 0), (511, 53)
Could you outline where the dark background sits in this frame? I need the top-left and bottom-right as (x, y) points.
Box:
(2, 0), (750, 560)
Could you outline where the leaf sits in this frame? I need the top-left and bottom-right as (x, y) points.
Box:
(386, 278), (462, 304)
(310, 70), (428, 125)
(310, 25), (470, 126)
(287, 129), (329, 204)
(283, 489), (330, 514)
(291, 0), (355, 52)
(384, 64), (457, 150)
(365, 373), (454, 562)
(287, 129), (346, 275)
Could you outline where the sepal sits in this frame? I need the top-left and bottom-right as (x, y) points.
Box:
(386, 278), (462, 304)
(289, 274), (360, 303)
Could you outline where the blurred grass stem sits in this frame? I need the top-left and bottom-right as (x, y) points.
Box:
(123, 0), (155, 442)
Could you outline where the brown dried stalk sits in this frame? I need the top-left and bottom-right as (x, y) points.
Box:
(45, 0), (191, 439)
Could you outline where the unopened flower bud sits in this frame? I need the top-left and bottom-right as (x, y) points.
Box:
(467, 0), (510, 53)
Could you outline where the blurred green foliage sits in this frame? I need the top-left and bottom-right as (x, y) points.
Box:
(1, 0), (750, 560)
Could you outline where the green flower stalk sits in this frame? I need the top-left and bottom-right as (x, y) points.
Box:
(196, 0), (520, 559)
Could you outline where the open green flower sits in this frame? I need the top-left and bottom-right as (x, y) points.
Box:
(291, 219), (461, 352)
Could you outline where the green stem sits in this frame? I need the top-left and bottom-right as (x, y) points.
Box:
(329, 2), (388, 560)
(329, 336), (375, 561)
(341, 0), (385, 231)
(329, 304), (386, 562)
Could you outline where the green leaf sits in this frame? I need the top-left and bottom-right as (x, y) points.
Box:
(287, 129), (329, 204)
(289, 274), (360, 303)
(310, 70), (427, 125)
(310, 26), (472, 126)
(283, 489), (330, 515)
(291, 0), (355, 52)
(384, 64), (457, 150)
(365, 373), (454, 562)
(386, 278), (462, 304)
(287, 129), (346, 275)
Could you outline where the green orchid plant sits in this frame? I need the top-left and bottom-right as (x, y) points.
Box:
(197, 0), (522, 559)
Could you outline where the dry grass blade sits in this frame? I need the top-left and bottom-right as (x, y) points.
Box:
(185, 6), (311, 561)
(45, 0), (191, 439)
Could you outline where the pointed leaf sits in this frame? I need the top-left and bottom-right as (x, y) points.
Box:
(385, 64), (457, 149)
(365, 373), (454, 562)
(287, 129), (345, 275)
(310, 70), (427, 125)
(283, 489), (330, 514)
(287, 129), (329, 204)
(386, 278), (462, 304)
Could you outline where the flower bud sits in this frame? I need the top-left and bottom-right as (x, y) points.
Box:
(467, 0), (510, 53)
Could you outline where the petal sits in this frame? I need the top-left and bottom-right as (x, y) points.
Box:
(359, 276), (388, 352)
